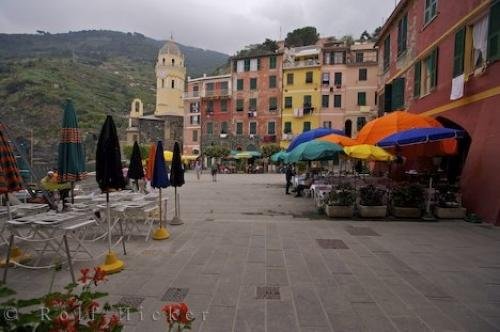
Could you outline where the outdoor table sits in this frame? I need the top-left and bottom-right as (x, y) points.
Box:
(11, 203), (49, 217)
(3, 210), (95, 283)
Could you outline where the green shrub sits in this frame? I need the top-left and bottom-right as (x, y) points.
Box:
(359, 185), (386, 206)
(392, 183), (424, 208)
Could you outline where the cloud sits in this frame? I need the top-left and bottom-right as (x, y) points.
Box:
(0, 0), (395, 54)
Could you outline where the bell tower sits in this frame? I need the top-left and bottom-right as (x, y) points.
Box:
(155, 39), (186, 117)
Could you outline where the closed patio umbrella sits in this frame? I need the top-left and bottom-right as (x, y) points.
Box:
(0, 122), (29, 272)
(127, 141), (144, 191)
(96, 115), (126, 274)
(170, 141), (184, 225)
(57, 100), (86, 204)
(151, 141), (171, 240)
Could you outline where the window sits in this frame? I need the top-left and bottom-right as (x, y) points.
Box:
(221, 99), (228, 112)
(357, 92), (367, 106)
(287, 73), (294, 85)
(161, 79), (165, 88)
(323, 121), (332, 129)
(193, 85), (199, 97)
(284, 96), (292, 108)
(220, 81), (228, 93)
(236, 122), (243, 135)
(162, 58), (165, 65)
(398, 14), (408, 55)
(334, 95), (342, 108)
(383, 36), (391, 71)
(190, 102), (199, 113)
(305, 71), (313, 83)
(333, 51), (346, 64)
(284, 122), (292, 134)
(206, 100), (214, 113)
(269, 75), (277, 88)
(356, 52), (364, 63)
(488, 1), (500, 61)
(236, 99), (244, 112)
(357, 117), (366, 131)
(303, 95), (312, 107)
(334, 72), (342, 86)
(322, 95), (329, 108)
(359, 68), (367, 81)
(391, 77), (405, 110)
(303, 122), (311, 132)
(244, 59), (251, 71)
(249, 98), (257, 111)
(221, 122), (228, 134)
(207, 122), (213, 135)
(424, 0), (438, 25)
(171, 58), (175, 66)
(206, 82), (214, 93)
(249, 122), (257, 135)
(250, 78), (257, 90)
(171, 80), (175, 88)
(237, 79), (244, 91)
(344, 119), (352, 137)
(190, 115), (200, 125)
(415, 48), (438, 96)
(384, 84), (393, 112)
(269, 97), (277, 111)
(236, 60), (244, 72)
(268, 122), (276, 135)
(192, 130), (198, 142)
(269, 55), (277, 69)
(322, 72), (330, 85)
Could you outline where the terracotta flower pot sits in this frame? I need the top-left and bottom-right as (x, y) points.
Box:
(359, 205), (387, 218)
(325, 205), (354, 218)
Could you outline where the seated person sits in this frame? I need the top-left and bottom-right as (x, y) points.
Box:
(295, 173), (314, 197)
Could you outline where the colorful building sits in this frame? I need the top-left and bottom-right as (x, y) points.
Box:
(183, 78), (202, 156)
(231, 52), (283, 151)
(377, 0), (500, 224)
(281, 46), (321, 148)
(320, 40), (378, 137)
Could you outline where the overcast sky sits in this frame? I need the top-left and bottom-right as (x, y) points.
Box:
(0, 0), (397, 54)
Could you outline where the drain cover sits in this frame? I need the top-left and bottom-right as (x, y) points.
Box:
(256, 286), (280, 300)
(161, 288), (189, 302)
(118, 296), (145, 309)
(316, 239), (349, 249)
(345, 226), (380, 236)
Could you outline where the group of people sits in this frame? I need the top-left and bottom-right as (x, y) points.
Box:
(284, 164), (313, 197)
(194, 160), (220, 182)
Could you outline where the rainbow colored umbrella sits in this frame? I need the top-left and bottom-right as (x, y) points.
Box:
(286, 128), (344, 152)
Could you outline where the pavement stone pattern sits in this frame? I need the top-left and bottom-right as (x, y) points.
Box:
(2, 172), (500, 331)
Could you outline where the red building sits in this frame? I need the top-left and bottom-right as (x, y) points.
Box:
(377, 0), (500, 224)
(231, 52), (283, 150)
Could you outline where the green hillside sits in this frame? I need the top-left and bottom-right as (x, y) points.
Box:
(0, 30), (229, 162)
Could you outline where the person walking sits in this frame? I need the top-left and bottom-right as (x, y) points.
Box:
(285, 164), (295, 195)
(195, 160), (202, 180)
(211, 162), (218, 182)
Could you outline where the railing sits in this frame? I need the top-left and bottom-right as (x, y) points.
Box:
(184, 92), (200, 98)
(283, 59), (321, 69)
(205, 89), (231, 97)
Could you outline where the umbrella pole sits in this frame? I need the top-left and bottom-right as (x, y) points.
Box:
(171, 186), (183, 225)
(71, 182), (74, 204)
(423, 176), (436, 221)
(0, 193), (28, 268)
(99, 191), (124, 274)
(152, 188), (170, 240)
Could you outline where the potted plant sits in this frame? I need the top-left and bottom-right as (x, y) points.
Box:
(358, 185), (387, 218)
(324, 183), (356, 218)
(434, 184), (466, 219)
(391, 183), (424, 218)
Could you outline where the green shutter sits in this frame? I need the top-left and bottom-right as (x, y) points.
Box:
(357, 92), (366, 106)
(391, 77), (405, 110)
(453, 28), (465, 77)
(414, 61), (421, 97)
(488, 0), (500, 60)
(384, 36), (391, 70)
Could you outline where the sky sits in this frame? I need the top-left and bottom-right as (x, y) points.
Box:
(0, 0), (397, 55)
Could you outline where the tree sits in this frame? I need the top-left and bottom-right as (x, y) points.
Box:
(340, 35), (354, 47)
(285, 27), (319, 47)
(359, 30), (372, 42)
(204, 145), (230, 158)
(371, 26), (382, 42)
(235, 38), (279, 57)
(261, 144), (281, 159)
(122, 144), (150, 161)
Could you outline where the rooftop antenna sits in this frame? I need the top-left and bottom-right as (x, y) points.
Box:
(279, 26), (282, 40)
(170, 32), (174, 41)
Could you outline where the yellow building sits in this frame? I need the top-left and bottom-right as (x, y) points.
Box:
(281, 46), (321, 148)
(155, 40), (186, 116)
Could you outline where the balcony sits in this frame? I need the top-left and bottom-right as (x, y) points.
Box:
(283, 59), (321, 69)
(204, 88), (232, 98)
(263, 135), (276, 143)
(248, 111), (257, 118)
(184, 91), (201, 99)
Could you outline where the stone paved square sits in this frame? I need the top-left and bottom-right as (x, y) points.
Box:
(2, 173), (500, 331)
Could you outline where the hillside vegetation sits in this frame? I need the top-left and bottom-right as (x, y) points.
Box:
(0, 30), (229, 162)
